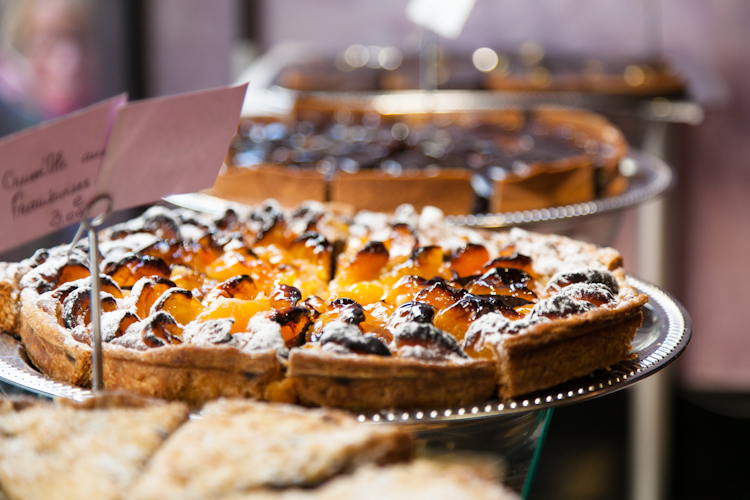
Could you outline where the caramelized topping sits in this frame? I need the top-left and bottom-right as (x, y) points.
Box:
(319, 322), (391, 356)
(413, 280), (466, 310)
(547, 268), (619, 295)
(388, 301), (436, 331)
(434, 295), (519, 341)
(101, 310), (139, 343)
(104, 253), (171, 288)
(205, 275), (258, 303)
(391, 323), (466, 359)
(450, 244), (490, 278)
(62, 288), (118, 329)
(481, 252), (534, 276)
(270, 306), (312, 348)
(141, 311), (183, 347)
(269, 284), (302, 309)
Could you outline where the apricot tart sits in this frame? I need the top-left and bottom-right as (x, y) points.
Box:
(214, 105), (628, 215)
(0, 202), (646, 409)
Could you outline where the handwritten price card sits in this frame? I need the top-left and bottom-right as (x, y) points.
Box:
(0, 84), (247, 253)
(0, 96), (125, 253)
(97, 84), (247, 211)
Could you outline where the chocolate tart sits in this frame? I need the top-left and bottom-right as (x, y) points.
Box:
(218, 104), (627, 216)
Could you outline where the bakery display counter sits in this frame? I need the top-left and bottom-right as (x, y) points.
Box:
(0, 275), (690, 497)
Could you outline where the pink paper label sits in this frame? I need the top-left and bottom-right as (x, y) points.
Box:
(97, 84), (247, 211)
(0, 96), (125, 253)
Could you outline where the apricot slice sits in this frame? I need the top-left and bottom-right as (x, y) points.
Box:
(335, 241), (389, 285)
(141, 311), (183, 347)
(196, 297), (270, 334)
(130, 276), (176, 320)
(205, 275), (259, 304)
(269, 306), (312, 348)
(413, 280), (466, 310)
(150, 288), (204, 325)
(319, 322), (391, 356)
(384, 275), (428, 306)
(450, 244), (490, 278)
(101, 310), (139, 342)
(104, 253), (171, 288)
(268, 284), (302, 309)
(62, 288), (118, 329)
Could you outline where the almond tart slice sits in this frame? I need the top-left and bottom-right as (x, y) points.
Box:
(226, 460), (521, 500)
(126, 399), (413, 500)
(465, 268), (648, 399)
(0, 393), (188, 500)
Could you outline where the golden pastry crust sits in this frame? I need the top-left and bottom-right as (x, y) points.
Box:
(101, 342), (284, 404)
(491, 293), (647, 398)
(330, 170), (475, 216)
(490, 107), (628, 213)
(0, 263), (24, 335)
(210, 163), (328, 208)
(484, 63), (684, 97)
(126, 399), (413, 500)
(0, 393), (188, 500)
(289, 348), (496, 410)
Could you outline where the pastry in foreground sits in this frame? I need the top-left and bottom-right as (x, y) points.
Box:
(127, 399), (413, 500)
(0, 201), (647, 409)
(0, 393), (188, 500)
(225, 461), (520, 500)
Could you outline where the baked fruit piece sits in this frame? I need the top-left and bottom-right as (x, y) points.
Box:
(227, 461), (520, 500)
(6, 202), (646, 409)
(126, 399), (413, 500)
(0, 393), (188, 500)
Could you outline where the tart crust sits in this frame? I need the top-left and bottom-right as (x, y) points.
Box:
(289, 349), (497, 410)
(210, 163), (327, 208)
(330, 170), (474, 215)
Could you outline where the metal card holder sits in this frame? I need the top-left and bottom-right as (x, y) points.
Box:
(65, 194), (113, 393)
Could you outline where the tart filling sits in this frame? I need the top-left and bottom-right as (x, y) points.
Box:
(2, 202), (646, 408)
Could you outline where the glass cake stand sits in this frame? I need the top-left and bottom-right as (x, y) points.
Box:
(0, 276), (691, 497)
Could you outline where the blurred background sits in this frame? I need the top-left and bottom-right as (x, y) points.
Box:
(1, 1), (749, 498)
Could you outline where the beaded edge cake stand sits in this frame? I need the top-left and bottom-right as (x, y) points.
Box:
(0, 275), (691, 422)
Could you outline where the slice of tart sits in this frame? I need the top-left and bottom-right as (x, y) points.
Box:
(126, 399), (413, 500)
(0, 394), (188, 500)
